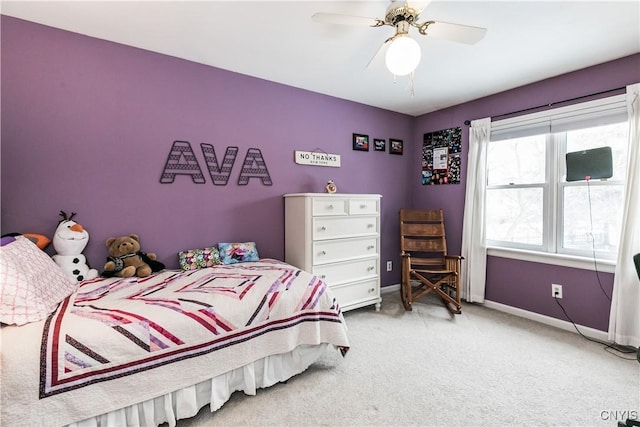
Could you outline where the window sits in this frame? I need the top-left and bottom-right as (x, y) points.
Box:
(486, 95), (629, 261)
(486, 135), (546, 248)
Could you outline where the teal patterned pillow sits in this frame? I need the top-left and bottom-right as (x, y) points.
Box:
(177, 246), (222, 271)
(217, 242), (260, 265)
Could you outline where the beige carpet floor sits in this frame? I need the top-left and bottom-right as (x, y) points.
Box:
(174, 290), (639, 427)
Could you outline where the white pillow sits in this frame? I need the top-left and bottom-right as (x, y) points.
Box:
(0, 235), (77, 325)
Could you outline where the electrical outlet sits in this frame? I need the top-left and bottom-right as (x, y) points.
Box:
(552, 284), (563, 299)
(386, 261), (392, 272)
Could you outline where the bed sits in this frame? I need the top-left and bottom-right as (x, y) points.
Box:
(0, 237), (350, 427)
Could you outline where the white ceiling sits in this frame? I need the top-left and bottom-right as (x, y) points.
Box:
(2, 1), (639, 116)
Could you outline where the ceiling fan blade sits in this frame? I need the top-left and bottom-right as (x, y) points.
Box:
(406, 0), (432, 14)
(312, 13), (381, 27)
(423, 21), (487, 44)
(366, 37), (394, 69)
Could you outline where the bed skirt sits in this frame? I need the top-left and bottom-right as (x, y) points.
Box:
(69, 344), (330, 427)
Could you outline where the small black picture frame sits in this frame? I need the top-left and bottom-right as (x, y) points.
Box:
(352, 133), (369, 151)
(373, 139), (386, 152)
(390, 139), (403, 155)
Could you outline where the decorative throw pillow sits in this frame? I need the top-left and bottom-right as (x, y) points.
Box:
(22, 233), (52, 250)
(218, 242), (260, 265)
(1, 235), (16, 247)
(177, 246), (222, 271)
(0, 236), (77, 325)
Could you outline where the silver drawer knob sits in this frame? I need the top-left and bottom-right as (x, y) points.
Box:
(367, 245), (374, 250)
(360, 204), (366, 209)
(328, 204), (334, 209)
(320, 226), (326, 231)
(320, 275), (326, 279)
(367, 266), (374, 271)
(367, 224), (374, 228)
(319, 250), (326, 256)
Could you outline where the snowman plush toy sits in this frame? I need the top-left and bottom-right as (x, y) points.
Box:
(52, 211), (99, 283)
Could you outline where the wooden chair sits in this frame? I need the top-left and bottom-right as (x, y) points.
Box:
(400, 209), (463, 313)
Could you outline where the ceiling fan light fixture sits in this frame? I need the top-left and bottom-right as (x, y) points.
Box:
(385, 34), (421, 76)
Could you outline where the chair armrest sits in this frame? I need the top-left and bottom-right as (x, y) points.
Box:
(444, 255), (462, 273)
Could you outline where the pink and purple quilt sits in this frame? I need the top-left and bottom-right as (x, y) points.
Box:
(2, 259), (349, 426)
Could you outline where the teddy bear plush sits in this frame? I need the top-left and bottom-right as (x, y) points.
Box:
(102, 234), (164, 278)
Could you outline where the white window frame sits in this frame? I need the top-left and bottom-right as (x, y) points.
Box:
(487, 94), (627, 272)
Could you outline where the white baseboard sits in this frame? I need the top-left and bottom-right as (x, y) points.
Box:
(381, 284), (400, 294)
(380, 284), (610, 342)
(483, 299), (610, 342)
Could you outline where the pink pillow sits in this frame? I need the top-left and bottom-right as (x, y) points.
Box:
(0, 236), (77, 325)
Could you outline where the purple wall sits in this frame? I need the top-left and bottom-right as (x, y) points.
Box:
(413, 53), (639, 331)
(486, 257), (614, 330)
(2, 15), (637, 331)
(0, 16), (413, 285)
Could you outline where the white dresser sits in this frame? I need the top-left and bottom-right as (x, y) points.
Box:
(284, 193), (382, 312)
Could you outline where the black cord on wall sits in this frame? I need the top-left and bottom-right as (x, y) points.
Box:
(585, 179), (612, 302)
(553, 296), (635, 360)
(554, 179), (635, 360)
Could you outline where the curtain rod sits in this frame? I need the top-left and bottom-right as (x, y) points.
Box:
(463, 86), (627, 126)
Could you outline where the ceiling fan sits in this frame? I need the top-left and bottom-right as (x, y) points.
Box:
(312, 1), (487, 77)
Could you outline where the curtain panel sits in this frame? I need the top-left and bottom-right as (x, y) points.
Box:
(608, 83), (640, 348)
(461, 118), (491, 303)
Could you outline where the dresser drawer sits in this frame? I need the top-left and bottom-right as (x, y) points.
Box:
(312, 198), (348, 216)
(313, 237), (378, 265)
(313, 216), (378, 240)
(313, 258), (378, 286)
(348, 198), (379, 215)
(330, 279), (379, 307)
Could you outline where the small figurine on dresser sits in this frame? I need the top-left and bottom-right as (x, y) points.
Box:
(325, 180), (337, 194)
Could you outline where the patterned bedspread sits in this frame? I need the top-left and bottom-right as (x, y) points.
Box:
(1, 259), (350, 426)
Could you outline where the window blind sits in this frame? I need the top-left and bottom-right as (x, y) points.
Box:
(490, 93), (627, 141)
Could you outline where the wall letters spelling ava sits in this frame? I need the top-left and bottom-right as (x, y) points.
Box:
(160, 141), (272, 186)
